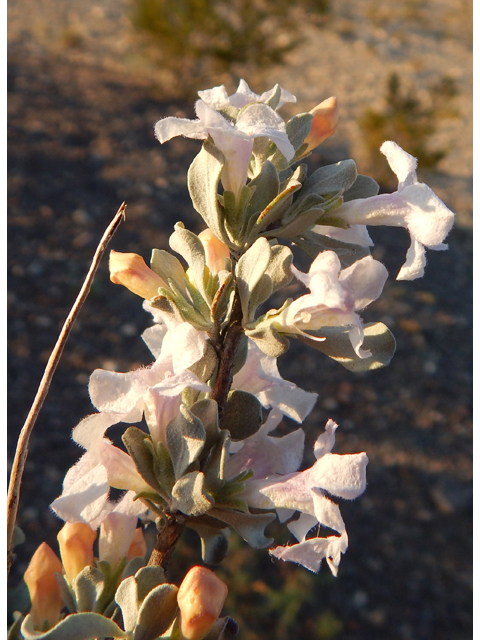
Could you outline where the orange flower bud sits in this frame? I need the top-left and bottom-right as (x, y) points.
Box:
(57, 522), (96, 584)
(177, 566), (228, 640)
(302, 96), (339, 154)
(198, 229), (230, 275)
(127, 527), (147, 561)
(109, 250), (167, 299)
(23, 542), (64, 630)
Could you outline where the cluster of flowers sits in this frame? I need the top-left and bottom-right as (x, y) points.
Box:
(16, 79), (454, 640)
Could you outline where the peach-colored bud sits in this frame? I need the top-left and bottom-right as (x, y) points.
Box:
(303, 96), (339, 153)
(198, 229), (230, 275)
(109, 250), (167, 299)
(177, 566), (228, 640)
(23, 542), (64, 630)
(127, 527), (147, 561)
(57, 522), (96, 584)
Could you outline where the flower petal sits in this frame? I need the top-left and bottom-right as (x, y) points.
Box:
(306, 451), (368, 500)
(270, 531), (348, 574)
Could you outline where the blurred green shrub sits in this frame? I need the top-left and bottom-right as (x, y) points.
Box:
(130, 0), (330, 98)
(358, 72), (459, 187)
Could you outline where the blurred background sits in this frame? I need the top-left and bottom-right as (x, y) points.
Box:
(7, 1), (472, 639)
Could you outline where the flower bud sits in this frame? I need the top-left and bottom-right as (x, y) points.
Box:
(303, 96), (339, 153)
(57, 522), (96, 584)
(23, 542), (64, 630)
(177, 566), (228, 640)
(127, 526), (147, 561)
(198, 229), (230, 275)
(109, 250), (167, 299)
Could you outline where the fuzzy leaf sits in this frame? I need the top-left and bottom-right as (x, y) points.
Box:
(219, 390), (263, 440)
(244, 161), (280, 221)
(73, 566), (105, 613)
(265, 244), (294, 291)
(171, 470), (214, 516)
(297, 322), (396, 371)
(208, 509), (276, 549)
(187, 522), (230, 566)
(302, 159), (358, 199)
(187, 141), (231, 245)
(134, 583), (179, 640)
(20, 612), (127, 640)
(169, 223), (210, 304)
(343, 173), (380, 201)
(190, 398), (220, 451)
(150, 249), (188, 297)
(236, 238), (271, 323)
(245, 321), (290, 358)
(204, 430), (230, 492)
(115, 575), (139, 632)
(203, 616), (239, 639)
(134, 566), (167, 603)
(122, 427), (163, 495)
(166, 405), (206, 479)
(293, 232), (371, 268)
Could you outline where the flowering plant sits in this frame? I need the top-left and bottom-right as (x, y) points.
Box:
(7, 79), (454, 640)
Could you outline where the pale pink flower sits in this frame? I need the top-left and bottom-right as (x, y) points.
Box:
(323, 141), (455, 280)
(273, 251), (388, 358)
(242, 419), (367, 574)
(155, 99), (294, 198)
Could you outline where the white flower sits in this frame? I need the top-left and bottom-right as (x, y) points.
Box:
(242, 419), (368, 574)
(232, 339), (318, 422)
(198, 79), (297, 110)
(86, 322), (210, 445)
(226, 408), (305, 481)
(273, 251), (388, 358)
(326, 141), (455, 280)
(155, 99), (294, 198)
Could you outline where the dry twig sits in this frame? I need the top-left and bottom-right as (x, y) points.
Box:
(7, 203), (126, 572)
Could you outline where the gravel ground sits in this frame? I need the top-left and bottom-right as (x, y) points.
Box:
(7, 2), (472, 639)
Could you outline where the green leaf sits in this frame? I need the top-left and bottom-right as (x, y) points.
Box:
(343, 173), (380, 201)
(152, 442), (176, 496)
(187, 141), (232, 246)
(208, 509), (276, 549)
(166, 405), (206, 479)
(171, 470), (214, 516)
(134, 566), (167, 603)
(187, 522), (230, 566)
(189, 398), (220, 452)
(297, 322), (396, 371)
(264, 244), (294, 292)
(204, 430), (230, 492)
(219, 390), (263, 440)
(20, 612), (127, 640)
(302, 159), (358, 198)
(114, 575), (139, 632)
(169, 223), (210, 304)
(293, 230), (371, 268)
(73, 566), (105, 613)
(244, 161), (280, 223)
(262, 207), (324, 239)
(122, 427), (164, 496)
(203, 616), (239, 639)
(236, 237), (271, 323)
(247, 273), (273, 320)
(150, 249), (188, 297)
(245, 319), (290, 358)
(134, 583), (179, 640)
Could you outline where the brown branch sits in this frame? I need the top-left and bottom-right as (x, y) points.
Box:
(210, 293), (244, 419)
(148, 513), (187, 572)
(7, 203), (127, 572)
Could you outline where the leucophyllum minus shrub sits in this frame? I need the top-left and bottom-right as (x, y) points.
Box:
(8, 78), (454, 640)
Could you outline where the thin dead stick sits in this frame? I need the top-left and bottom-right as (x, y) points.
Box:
(7, 202), (126, 572)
